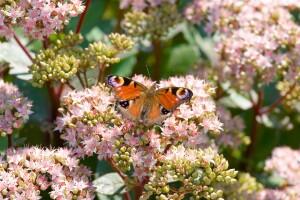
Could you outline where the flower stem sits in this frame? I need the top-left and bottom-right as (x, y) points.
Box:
(13, 32), (33, 62)
(98, 64), (106, 83)
(215, 82), (227, 100)
(152, 39), (161, 81)
(0, 65), (10, 78)
(7, 134), (12, 148)
(242, 90), (263, 170)
(76, 73), (86, 88)
(259, 82), (297, 115)
(46, 83), (64, 147)
(57, 83), (64, 101)
(106, 156), (127, 180)
(114, 8), (124, 33)
(83, 70), (89, 87)
(134, 185), (144, 199)
(76, 0), (91, 34)
(65, 80), (76, 90)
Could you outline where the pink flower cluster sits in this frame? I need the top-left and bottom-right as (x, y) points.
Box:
(258, 146), (300, 199)
(120, 0), (176, 11)
(215, 106), (248, 149)
(159, 75), (222, 149)
(265, 146), (300, 186)
(55, 84), (121, 159)
(0, 147), (95, 199)
(184, 0), (300, 91)
(56, 75), (223, 181)
(0, 80), (32, 136)
(0, 0), (85, 40)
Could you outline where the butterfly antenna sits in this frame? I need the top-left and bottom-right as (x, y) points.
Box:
(146, 65), (151, 78)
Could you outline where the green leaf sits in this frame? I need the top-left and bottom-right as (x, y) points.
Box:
(220, 89), (252, 110)
(266, 173), (287, 188)
(108, 49), (137, 77)
(0, 136), (7, 152)
(182, 22), (196, 45)
(162, 44), (199, 77)
(85, 27), (105, 42)
(97, 194), (123, 200)
(12, 78), (52, 146)
(67, 1), (108, 35)
(93, 172), (126, 196)
(0, 39), (33, 80)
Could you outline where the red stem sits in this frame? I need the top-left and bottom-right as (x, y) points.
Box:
(123, 192), (131, 200)
(106, 156), (132, 199)
(241, 83), (297, 170)
(65, 80), (76, 90)
(13, 33), (33, 62)
(215, 82), (227, 100)
(98, 64), (106, 83)
(243, 90), (263, 169)
(7, 134), (12, 148)
(56, 83), (65, 99)
(83, 70), (89, 87)
(46, 82), (64, 147)
(134, 185), (144, 199)
(0, 65), (9, 78)
(76, 0), (92, 34)
(76, 73), (86, 88)
(259, 82), (297, 115)
(152, 40), (161, 81)
(114, 8), (124, 33)
(106, 157), (127, 180)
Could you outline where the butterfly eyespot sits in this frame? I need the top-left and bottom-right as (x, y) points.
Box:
(119, 100), (130, 108)
(108, 76), (124, 87)
(176, 89), (190, 100)
(161, 107), (170, 115)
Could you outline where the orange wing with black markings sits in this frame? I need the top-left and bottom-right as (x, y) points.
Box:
(106, 75), (193, 126)
(106, 75), (147, 100)
(156, 87), (193, 111)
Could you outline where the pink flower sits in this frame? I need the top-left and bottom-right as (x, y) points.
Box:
(1, 147), (95, 199)
(0, 0), (85, 40)
(159, 76), (222, 148)
(57, 75), (226, 187)
(185, 0), (300, 91)
(265, 146), (300, 186)
(0, 80), (32, 135)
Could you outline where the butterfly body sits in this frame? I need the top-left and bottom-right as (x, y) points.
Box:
(106, 75), (193, 125)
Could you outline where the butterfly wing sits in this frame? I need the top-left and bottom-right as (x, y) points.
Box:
(106, 75), (193, 125)
(156, 87), (193, 112)
(106, 75), (148, 100)
(106, 75), (148, 121)
(143, 87), (193, 125)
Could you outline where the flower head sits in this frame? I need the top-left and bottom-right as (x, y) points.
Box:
(0, 80), (32, 136)
(0, 0), (85, 40)
(185, 0), (300, 91)
(0, 147), (95, 199)
(57, 75), (230, 191)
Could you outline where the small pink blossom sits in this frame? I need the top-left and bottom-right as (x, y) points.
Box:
(57, 75), (225, 186)
(185, 0), (300, 91)
(1, 147), (95, 199)
(0, 0), (85, 40)
(0, 80), (32, 136)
